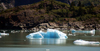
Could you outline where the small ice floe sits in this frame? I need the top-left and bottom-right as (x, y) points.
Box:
(46, 49), (50, 51)
(71, 29), (95, 36)
(68, 34), (73, 36)
(0, 33), (9, 36)
(73, 39), (100, 46)
(0, 31), (9, 36)
(11, 30), (20, 33)
(68, 33), (76, 36)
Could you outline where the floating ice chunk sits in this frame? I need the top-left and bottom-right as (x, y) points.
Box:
(26, 29), (68, 39)
(71, 29), (95, 36)
(73, 39), (100, 46)
(0, 33), (9, 36)
(0, 30), (9, 36)
(44, 29), (60, 38)
(26, 31), (44, 39)
(71, 29), (95, 34)
(55, 29), (67, 39)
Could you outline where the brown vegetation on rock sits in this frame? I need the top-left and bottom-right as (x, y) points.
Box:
(0, 0), (100, 30)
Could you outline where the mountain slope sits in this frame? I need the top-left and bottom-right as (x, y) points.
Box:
(0, 0), (100, 12)
(0, 0), (70, 29)
(0, 0), (100, 30)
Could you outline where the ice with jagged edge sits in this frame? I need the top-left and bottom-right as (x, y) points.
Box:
(73, 39), (100, 46)
(26, 29), (68, 39)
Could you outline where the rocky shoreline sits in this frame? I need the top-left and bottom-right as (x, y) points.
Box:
(31, 22), (100, 32)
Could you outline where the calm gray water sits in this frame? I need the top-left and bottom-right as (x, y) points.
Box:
(0, 30), (100, 51)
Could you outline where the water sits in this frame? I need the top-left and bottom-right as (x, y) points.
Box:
(0, 30), (100, 51)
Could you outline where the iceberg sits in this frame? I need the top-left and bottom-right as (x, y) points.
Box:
(73, 39), (100, 46)
(26, 29), (68, 39)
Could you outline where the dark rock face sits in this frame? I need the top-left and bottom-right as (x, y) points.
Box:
(0, 16), (22, 30)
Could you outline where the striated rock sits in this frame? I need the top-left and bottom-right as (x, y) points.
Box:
(0, 0), (15, 11)
(1, 3), (7, 10)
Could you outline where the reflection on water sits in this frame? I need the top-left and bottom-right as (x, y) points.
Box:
(28, 39), (67, 45)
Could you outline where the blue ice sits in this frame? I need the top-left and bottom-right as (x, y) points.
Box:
(71, 29), (95, 34)
(26, 29), (68, 39)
